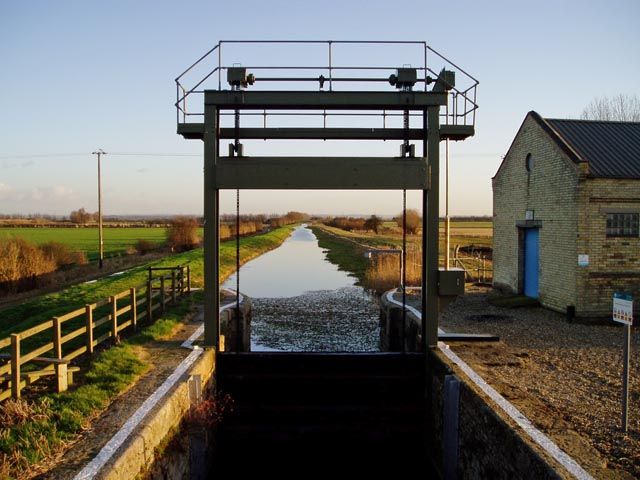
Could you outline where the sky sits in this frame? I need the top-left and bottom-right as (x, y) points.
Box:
(1, 0), (639, 217)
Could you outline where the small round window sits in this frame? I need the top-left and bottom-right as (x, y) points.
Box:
(525, 153), (533, 172)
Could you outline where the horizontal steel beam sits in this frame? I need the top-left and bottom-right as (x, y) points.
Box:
(178, 124), (474, 141)
(214, 156), (429, 189)
(204, 90), (447, 110)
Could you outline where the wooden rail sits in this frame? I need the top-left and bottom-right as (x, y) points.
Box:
(0, 265), (191, 402)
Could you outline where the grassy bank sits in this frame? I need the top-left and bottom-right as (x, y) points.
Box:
(311, 226), (369, 284)
(313, 222), (492, 292)
(0, 226), (294, 340)
(0, 292), (201, 479)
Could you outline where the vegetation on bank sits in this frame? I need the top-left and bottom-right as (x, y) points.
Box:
(0, 292), (201, 479)
(0, 226), (294, 340)
(311, 226), (369, 283)
(313, 222), (493, 293)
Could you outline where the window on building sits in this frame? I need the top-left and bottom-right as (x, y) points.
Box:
(606, 213), (639, 237)
(525, 153), (533, 172)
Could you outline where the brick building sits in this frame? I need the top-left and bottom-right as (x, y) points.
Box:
(492, 111), (640, 317)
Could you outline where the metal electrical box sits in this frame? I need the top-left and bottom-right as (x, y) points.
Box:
(438, 268), (465, 296)
(227, 67), (248, 87)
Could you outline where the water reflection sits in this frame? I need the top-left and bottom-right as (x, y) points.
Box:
(223, 224), (356, 298)
(223, 224), (379, 352)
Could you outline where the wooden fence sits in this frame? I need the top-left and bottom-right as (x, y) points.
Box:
(0, 265), (191, 402)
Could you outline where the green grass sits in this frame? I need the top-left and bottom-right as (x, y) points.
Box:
(311, 226), (369, 284)
(0, 226), (294, 342)
(0, 227), (173, 261)
(0, 292), (202, 477)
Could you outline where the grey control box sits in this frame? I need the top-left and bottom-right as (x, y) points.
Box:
(438, 268), (465, 296)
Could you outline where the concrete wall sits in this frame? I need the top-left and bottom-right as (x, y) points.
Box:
(379, 294), (422, 352)
(103, 350), (216, 480)
(219, 297), (252, 352)
(428, 349), (567, 479)
(576, 178), (640, 316)
(492, 114), (580, 313)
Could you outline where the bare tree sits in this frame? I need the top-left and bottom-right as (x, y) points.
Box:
(581, 94), (640, 122)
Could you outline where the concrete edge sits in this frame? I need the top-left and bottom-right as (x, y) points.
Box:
(98, 349), (215, 480)
(433, 345), (594, 480)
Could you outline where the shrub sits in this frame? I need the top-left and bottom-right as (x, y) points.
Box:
(167, 217), (201, 252)
(0, 238), (56, 291)
(135, 239), (155, 255)
(40, 241), (86, 267)
(395, 209), (421, 234)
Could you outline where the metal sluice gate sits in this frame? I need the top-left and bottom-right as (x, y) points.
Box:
(175, 40), (478, 351)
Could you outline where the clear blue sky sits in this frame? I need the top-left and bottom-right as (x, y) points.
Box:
(1, 0), (638, 217)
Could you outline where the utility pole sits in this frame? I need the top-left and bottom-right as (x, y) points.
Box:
(92, 149), (107, 269)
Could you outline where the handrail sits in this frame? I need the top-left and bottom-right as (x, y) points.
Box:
(174, 40), (478, 128)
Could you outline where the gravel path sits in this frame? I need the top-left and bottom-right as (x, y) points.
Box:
(440, 286), (640, 479)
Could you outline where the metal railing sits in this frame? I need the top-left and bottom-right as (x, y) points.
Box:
(175, 40), (478, 129)
(0, 266), (191, 402)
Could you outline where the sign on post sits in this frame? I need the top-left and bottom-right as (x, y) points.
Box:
(613, 292), (633, 433)
(613, 293), (633, 325)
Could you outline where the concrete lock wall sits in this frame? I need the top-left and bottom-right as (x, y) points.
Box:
(220, 296), (252, 352)
(379, 295), (568, 477)
(428, 349), (565, 479)
(379, 293), (422, 352)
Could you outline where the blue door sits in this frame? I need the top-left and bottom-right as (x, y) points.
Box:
(523, 228), (539, 298)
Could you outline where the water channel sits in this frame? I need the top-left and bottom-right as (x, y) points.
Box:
(222, 224), (380, 351)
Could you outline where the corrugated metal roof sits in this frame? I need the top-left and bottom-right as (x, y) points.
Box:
(545, 118), (640, 178)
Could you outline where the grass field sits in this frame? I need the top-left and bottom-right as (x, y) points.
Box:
(0, 227), (172, 261)
(0, 226), (294, 340)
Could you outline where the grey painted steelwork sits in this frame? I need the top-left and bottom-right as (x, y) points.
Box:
(214, 156), (429, 190)
(179, 125), (474, 141)
(204, 90), (447, 110)
(176, 41), (478, 351)
(203, 105), (219, 346)
(443, 375), (460, 480)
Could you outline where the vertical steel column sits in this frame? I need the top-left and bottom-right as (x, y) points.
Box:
(423, 106), (440, 349)
(204, 104), (219, 348)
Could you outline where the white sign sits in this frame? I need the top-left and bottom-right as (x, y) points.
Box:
(613, 293), (633, 325)
(525, 210), (534, 221)
(578, 254), (589, 267)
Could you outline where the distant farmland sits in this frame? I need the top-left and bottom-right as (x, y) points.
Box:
(0, 227), (176, 261)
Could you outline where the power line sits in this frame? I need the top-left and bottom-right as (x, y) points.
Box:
(0, 152), (201, 160)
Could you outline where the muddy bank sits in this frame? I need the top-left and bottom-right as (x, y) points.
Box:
(251, 287), (380, 352)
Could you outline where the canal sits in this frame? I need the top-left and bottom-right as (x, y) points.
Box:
(223, 224), (379, 351)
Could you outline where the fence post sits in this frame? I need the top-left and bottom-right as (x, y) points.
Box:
(147, 280), (153, 323)
(85, 304), (94, 355)
(160, 276), (166, 314)
(53, 317), (68, 393)
(180, 266), (185, 295)
(481, 255), (486, 283)
(130, 287), (137, 331)
(148, 266), (152, 283)
(187, 265), (191, 294)
(111, 295), (119, 344)
(171, 269), (177, 304)
(10, 334), (20, 399)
